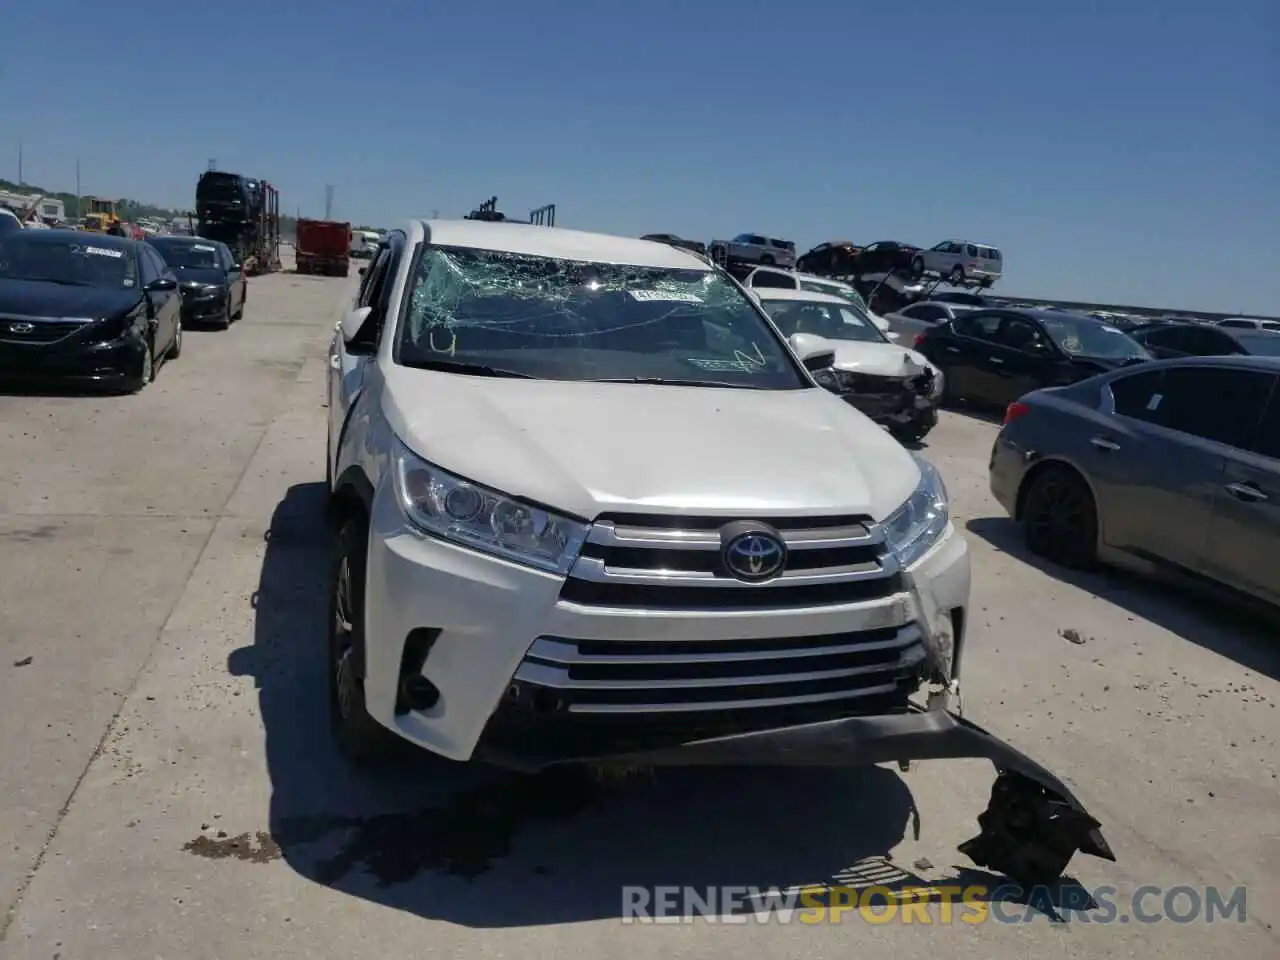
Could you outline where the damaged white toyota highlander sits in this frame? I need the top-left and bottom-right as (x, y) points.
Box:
(325, 219), (1114, 887)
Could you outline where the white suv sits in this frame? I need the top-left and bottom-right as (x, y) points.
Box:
(324, 220), (1111, 886)
(911, 241), (1003, 287)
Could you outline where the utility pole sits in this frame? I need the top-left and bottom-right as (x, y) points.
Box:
(17, 141), (23, 186)
(208, 158), (216, 171)
(431, 208), (440, 219)
(324, 185), (335, 220)
(75, 159), (82, 219)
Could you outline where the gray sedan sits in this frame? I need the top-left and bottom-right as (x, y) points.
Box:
(989, 355), (1280, 605)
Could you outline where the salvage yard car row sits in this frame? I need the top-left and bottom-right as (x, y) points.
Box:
(0, 229), (249, 390)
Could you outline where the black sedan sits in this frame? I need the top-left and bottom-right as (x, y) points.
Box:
(149, 235), (246, 329)
(912, 307), (1151, 409)
(1128, 321), (1280, 360)
(0, 229), (181, 391)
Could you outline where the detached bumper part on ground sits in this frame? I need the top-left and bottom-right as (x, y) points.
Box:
(608, 707), (1116, 889)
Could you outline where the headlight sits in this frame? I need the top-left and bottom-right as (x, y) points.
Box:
(926, 366), (945, 399)
(812, 367), (841, 392)
(391, 440), (588, 574)
(882, 455), (949, 568)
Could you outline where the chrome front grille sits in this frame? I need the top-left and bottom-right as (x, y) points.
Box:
(559, 513), (902, 610)
(513, 624), (926, 714)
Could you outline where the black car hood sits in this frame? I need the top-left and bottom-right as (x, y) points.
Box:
(0, 278), (140, 319)
(173, 266), (227, 286)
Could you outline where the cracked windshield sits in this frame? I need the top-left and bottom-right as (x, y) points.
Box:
(0, 1), (1274, 958)
(399, 246), (808, 387)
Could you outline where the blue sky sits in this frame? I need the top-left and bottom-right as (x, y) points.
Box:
(3, 0), (1277, 313)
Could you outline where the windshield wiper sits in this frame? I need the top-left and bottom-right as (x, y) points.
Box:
(19, 277), (94, 287)
(401, 358), (534, 379)
(591, 377), (765, 388)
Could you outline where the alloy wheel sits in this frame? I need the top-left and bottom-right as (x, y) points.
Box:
(1025, 471), (1095, 565)
(332, 555), (357, 721)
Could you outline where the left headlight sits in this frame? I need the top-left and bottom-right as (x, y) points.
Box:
(882, 455), (950, 568)
(391, 439), (588, 575)
(927, 365), (944, 399)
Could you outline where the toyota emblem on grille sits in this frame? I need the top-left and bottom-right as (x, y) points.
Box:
(719, 520), (787, 582)
(7, 322), (34, 334)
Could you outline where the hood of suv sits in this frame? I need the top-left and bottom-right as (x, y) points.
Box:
(382, 370), (920, 522)
(793, 333), (938, 379)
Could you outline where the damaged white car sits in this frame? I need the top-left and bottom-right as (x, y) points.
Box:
(755, 287), (945, 444)
(326, 220), (1113, 889)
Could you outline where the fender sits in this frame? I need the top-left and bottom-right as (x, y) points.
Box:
(333, 464), (374, 515)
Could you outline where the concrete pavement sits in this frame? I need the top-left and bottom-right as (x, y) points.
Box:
(0, 270), (1276, 957)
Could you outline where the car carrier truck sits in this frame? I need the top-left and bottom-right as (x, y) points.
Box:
(194, 170), (282, 276)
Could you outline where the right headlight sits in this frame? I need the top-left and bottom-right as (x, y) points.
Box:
(882, 455), (950, 569)
(391, 439), (588, 575)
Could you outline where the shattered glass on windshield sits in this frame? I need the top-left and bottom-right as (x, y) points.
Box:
(396, 245), (811, 388)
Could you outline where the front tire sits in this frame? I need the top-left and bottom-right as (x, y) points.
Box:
(233, 286), (246, 320)
(1021, 465), (1098, 569)
(911, 256), (925, 277)
(950, 265), (966, 285)
(329, 515), (398, 764)
(170, 317), (183, 359)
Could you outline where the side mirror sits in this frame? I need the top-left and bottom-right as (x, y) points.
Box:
(886, 331), (901, 342)
(146, 277), (177, 292)
(229, 262), (241, 273)
(340, 305), (374, 346)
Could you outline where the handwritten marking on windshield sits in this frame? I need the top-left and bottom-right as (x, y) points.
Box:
(428, 328), (457, 356)
(732, 341), (767, 369)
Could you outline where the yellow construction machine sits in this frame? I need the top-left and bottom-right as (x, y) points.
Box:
(80, 197), (121, 233)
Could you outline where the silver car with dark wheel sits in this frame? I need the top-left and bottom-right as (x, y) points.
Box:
(991, 355), (1280, 604)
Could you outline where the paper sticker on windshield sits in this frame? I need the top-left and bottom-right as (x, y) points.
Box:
(85, 246), (123, 258)
(629, 289), (702, 303)
(687, 357), (758, 372)
(192, 244), (216, 252)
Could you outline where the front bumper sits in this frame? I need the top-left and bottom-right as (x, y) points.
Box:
(834, 376), (940, 428)
(180, 289), (228, 322)
(363, 479), (970, 765)
(0, 333), (147, 386)
(361, 481), (1113, 887)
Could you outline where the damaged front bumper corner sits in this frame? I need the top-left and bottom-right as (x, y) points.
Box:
(604, 706), (1115, 888)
